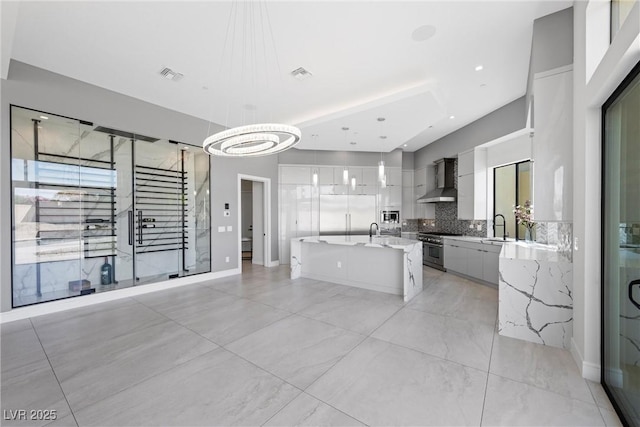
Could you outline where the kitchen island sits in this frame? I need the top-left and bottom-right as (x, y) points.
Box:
(291, 235), (422, 302)
(498, 242), (573, 349)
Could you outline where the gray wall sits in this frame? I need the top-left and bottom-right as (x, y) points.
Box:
(278, 147), (402, 167)
(413, 96), (527, 170)
(401, 151), (415, 170)
(1, 61), (280, 311)
(526, 7), (574, 112)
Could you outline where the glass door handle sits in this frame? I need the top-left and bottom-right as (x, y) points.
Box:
(137, 211), (143, 244)
(128, 210), (134, 245)
(630, 279), (640, 310)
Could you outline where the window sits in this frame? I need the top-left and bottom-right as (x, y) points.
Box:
(493, 160), (532, 240)
(611, 0), (636, 41)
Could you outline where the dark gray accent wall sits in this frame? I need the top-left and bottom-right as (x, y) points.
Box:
(413, 96), (527, 170)
(1, 61), (280, 311)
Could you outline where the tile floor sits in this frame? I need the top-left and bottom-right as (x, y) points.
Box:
(1, 263), (624, 426)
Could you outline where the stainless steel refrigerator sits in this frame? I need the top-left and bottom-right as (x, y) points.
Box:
(319, 194), (377, 235)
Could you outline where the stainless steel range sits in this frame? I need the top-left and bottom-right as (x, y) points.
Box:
(417, 232), (462, 271)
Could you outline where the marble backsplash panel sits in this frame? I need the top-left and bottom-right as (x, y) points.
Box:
(535, 221), (573, 262)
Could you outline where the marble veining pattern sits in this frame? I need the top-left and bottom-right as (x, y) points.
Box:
(291, 236), (422, 302)
(499, 244), (573, 349)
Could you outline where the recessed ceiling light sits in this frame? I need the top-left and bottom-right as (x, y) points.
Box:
(350, 142), (357, 145)
(411, 25), (436, 42)
(377, 117), (386, 122)
(341, 127), (349, 131)
(379, 136), (387, 139)
(37, 126), (43, 129)
(39, 115), (48, 120)
(403, 144), (407, 147)
(449, 115), (455, 119)
(181, 146), (189, 150)
(428, 125), (433, 129)
(480, 83), (487, 87)
(475, 65), (484, 71)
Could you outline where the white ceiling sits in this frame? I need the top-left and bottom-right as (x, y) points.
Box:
(6, 1), (572, 153)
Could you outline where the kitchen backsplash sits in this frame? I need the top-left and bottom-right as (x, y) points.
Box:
(536, 221), (573, 261)
(402, 205), (487, 237)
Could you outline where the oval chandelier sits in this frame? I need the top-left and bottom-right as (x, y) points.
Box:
(204, 124), (301, 157)
(202, 1), (301, 157)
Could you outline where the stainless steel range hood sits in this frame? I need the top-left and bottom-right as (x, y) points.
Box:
(417, 158), (457, 203)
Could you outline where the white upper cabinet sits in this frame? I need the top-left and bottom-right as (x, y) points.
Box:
(532, 66), (573, 221)
(457, 148), (487, 220)
(385, 167), (402, 186)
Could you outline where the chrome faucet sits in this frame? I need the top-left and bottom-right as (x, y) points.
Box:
(493, 214), (507, 240)
(369, 222), (379, 239)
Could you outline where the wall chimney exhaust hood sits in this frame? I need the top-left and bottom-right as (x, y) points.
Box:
(417, 158), (456, 203)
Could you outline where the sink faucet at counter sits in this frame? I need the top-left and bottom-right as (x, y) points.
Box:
(369, 222), (380, 239)
(493, 214), (507, 241)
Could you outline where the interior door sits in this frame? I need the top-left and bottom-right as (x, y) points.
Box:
(133, 138), (181, 284)
(602, 62), (640, 427)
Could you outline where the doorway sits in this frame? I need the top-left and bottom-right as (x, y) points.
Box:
(602, 60), (640, 426)
(238, 175), (270, 271)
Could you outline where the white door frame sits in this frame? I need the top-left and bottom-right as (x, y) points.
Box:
(237, 174), (272, 271)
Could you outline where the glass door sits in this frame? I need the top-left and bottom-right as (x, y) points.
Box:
(133, 138), (182, 284)
(602, 61), (640, 427)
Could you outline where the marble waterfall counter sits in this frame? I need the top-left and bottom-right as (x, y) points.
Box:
(498, 242), (573, 349)
(291, 236), (423, 302)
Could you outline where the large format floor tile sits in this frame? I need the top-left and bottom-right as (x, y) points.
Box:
(227, 315), (364, 389)
(74, 348), (300, 426)
(32, 302), (167, 358)
(2, 265), (618, 426)
(264, 392), (365, 426)
(247, 282), (338, 313)
(170, 296), (290, 345)
(407, 273), (498, 326)
(490, 333), (594, 403)
(482, 374), (605, 426)
(48, 320), (218, 411)
(1, 358), (73, 427)
(298, 294), (400, 335)
(306, 337), (487, 426)
(371, 307), (495, 371)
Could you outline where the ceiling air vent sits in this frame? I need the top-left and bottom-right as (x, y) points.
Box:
(159, 67), (184, 82)
(290, 67), (313, 81)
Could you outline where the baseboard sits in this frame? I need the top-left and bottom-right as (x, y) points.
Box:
(571, 337), (601, 382)
(0, 268), (241, 324)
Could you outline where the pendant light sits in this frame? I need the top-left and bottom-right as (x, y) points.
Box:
(312, 134), (319, 187)
(377, 117), (386, 182)
(342, 127), (349, 185)
(202, 1), (301, 157)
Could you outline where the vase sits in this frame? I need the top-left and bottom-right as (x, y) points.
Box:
(525, 227), (534, 242)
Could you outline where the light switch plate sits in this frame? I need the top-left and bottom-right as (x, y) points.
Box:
(218, 226), (225, 232)
(226, 225), (232, 232)
(223, 211), (230, 217)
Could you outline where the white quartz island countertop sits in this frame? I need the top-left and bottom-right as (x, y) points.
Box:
(291, 235), (423, 302)
(293, 235), (420, 249)
(498, 241), (573, 349)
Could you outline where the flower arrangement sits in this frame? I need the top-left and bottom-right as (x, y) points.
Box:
(513, 200), (535, 230)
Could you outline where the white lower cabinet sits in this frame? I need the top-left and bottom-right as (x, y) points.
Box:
(443, 238), (502, 285)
